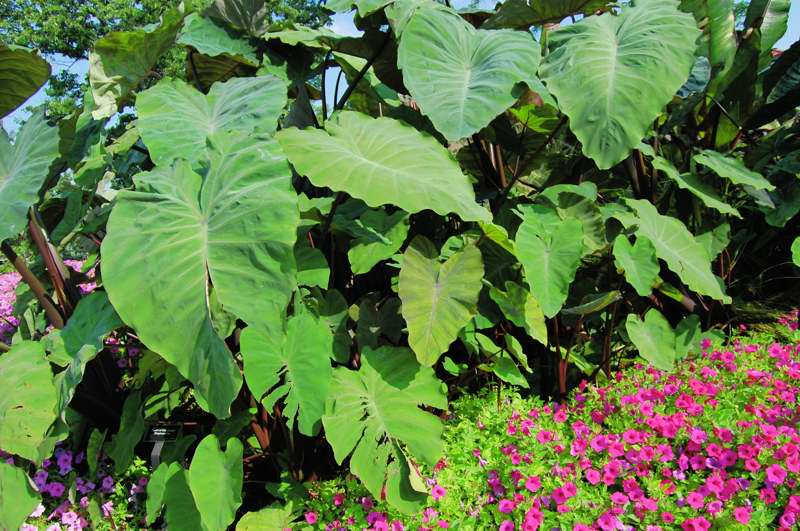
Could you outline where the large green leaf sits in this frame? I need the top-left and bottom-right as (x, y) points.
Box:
(240, 311), (333, 436)
(623, 199), (729, 302)
(484, 0), (611, 29)
(516, 214), (584, 318)
(0, 341), (58, 463)
(679, 0), (736, 93)
(399, 236), (484, 366)
(625, 309), (678, 371)
(650, 156), (740, 217)
(137, 75), (286, 165)
(0, 109), (60, 242)
(0, 462), (40, 531)
(177, 13), (259, 65)
(0, 43), (50, 118)
(693, 150), (775, 191)
(49, 291), (122, 413)
(612, 235), (660, 297)
(102, 133), (298, 418)
(323, 346), (447, 513)
(540, 0), (699, 169)
(277, 111), (490, 222)
(188, 435), (243, 531)
(347, 209), (410, 275)
(325, 0), (394, 16)
(89, 7), (185, 118)
(397, 6), (541, 141)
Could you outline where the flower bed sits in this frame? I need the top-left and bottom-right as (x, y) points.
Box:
(301, 319), (800, 530)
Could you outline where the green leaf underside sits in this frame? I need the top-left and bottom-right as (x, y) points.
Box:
(516, 214), (584, 318)
(399, 236), (484, 366)
(323, 346), (446, 513)
(101, 133), (298, 418)
(136, 75), (286, 165)
(398, 6), (541, 141)
(177, 13), (259, 65)
(626, 309), (678, 371)
(0, 43), (50, 118)
(240, 311), (333, 436)
(347, 209), (410, 275)
(0, 109), (60, 242)
(277, 111), (490, 222)
(89, 7), (185, 118)
(540, 0), (700, 169)
(624, 199), (729, 302)
(484, 0), (611, 29)
(0, 341), (58, 463)
(679, 0), (736, 91)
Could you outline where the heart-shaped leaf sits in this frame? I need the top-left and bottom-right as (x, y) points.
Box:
(626, 308), (677, 371)
(399, 236), (484, 366)
(188, 435), (243, 531)
(612, 235), (660, 297)
(540, 0), (699, 169)
(0, 43), (50, 118)
(240, 311), (333, 436)
(397, 6), (541, 141)
(102, 133), (298, 418)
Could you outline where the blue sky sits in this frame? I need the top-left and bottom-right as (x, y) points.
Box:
(4, 1), (800, 133)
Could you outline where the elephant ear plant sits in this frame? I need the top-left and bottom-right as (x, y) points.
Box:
(0, 0), (799, 527)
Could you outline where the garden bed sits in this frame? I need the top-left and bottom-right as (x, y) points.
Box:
(298, 317), (800, 530)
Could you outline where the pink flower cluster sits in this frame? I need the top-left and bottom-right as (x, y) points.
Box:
(0, 270), (21, 343)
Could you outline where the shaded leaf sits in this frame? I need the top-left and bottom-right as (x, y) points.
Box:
(694, 150), (775, 191)
(0, 43), (50, 118)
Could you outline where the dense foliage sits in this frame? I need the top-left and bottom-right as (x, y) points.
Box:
(0, 0), (799, 529)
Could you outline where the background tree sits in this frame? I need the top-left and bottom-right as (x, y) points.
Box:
(0, 0), (330, 118)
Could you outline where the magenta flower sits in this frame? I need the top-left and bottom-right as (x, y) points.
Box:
(431, 484), (446, 501)
(499, 521), (514, 531)
(304, 511), (318, 524)
(733, 506), (751, 525)
(766, 463), (787, 485)
(497, 499), (515, 513)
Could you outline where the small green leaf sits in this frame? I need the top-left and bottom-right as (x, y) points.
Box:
(323, 346), (446, 513)
(612, 235), (660, 297)
(561, 291), (622, 316)
(399, 236), (484, 366)
(189, 435), (243, 531)
(492, 354), (529, 388)
(651, 156), (740, 217)
(623, 199), (729, 302)
(625, 309), (678, 371)
(240, 311), (333, 436)
(694, 150), (775, 191)
(163, 466), (203, 530)
(347, 209), (410, 275)
(237, 502), (297, 530)
(516, 213), (584, 318)
(488, 281), (547, 345)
